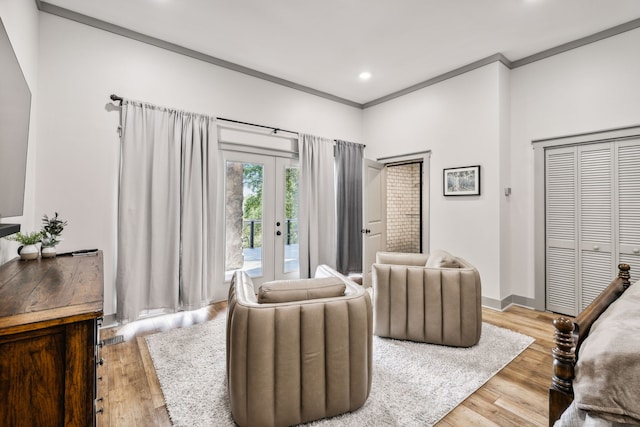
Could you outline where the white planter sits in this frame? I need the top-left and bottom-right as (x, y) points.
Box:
(41, 246), (57, 258)
(19, 244), (39, 261)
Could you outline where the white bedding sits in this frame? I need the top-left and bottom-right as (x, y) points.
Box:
(555, 401), (638, 427)
(555, 280), (640, 427)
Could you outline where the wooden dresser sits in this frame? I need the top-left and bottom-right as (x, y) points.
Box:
(0, 252), (104, 427)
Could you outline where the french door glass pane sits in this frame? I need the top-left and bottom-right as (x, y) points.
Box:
(284, 166), (299, 274)
(225, 160), (264, 278)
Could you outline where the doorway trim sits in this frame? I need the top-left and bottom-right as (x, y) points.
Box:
(218, 123), (300, 288)
(377, 150), (431, 254)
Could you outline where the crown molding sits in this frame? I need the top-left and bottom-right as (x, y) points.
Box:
(36, 0), (362, 109)
(36, 1), (640, 110)
(362, 53), (511, 109)
(511, 16), (640, 68)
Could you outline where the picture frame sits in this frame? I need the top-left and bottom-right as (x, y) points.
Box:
(443, 165), (481, 196)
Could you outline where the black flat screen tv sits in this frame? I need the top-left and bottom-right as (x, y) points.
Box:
(0, 17), (32, 238)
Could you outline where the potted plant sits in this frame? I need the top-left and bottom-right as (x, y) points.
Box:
(40, 212), (68, 258)
(5, 231), (42, 260)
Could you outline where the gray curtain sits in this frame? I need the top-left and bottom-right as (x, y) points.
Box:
(298, 133), (337, 278)
(116, 100), (219, 323)
(335, 140), (364, 274)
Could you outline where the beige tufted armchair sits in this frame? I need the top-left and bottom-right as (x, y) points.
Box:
(226, 265), (373, 427)
(373, 249), (482, 347)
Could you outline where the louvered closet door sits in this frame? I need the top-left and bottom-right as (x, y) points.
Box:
(545, 147), (578, 315)
(578, 144), (614, 309)
(618, 140), (640, 279)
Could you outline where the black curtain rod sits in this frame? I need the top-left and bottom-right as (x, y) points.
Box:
(109, 96), (294, 135)
(216, 117), (298, 136)
(217, 117), (365, 146)
(110, 94), (123, 105)
(110, 95), (364, 145)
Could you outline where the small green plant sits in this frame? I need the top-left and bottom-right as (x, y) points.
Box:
(5, 231), (42, 245)
(41, 212), (68, 247)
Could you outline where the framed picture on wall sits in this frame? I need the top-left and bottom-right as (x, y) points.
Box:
(443, 165), (481, 196)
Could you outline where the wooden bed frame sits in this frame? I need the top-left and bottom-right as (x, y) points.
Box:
(548, 263), (632, 426)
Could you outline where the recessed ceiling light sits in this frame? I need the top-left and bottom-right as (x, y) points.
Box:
(359, 71), (372, 81)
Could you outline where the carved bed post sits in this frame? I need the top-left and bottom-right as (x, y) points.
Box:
(549, 317), (576, 426)
(548, 264), (632, 426)
(618, 263), (631, 289)
(551, 317), (576, 392)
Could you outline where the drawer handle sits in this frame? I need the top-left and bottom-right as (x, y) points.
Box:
(97, 358), (104, 366)
(634, 248), (640, 254)
(96, 407), (104, 415)
(592, 245), (600, 251)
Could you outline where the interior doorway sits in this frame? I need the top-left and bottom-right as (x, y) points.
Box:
(361, 151), (431, 286)
(386, 162), (423, 253)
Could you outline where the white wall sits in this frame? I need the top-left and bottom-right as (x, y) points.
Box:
(498, 64), (511, 301)
(36, 13), (363, 315)
(508, 27), (640, 301)
(21, 7), (640, 316)
(0, 0), (39, 265)
(363, 62), (505, 301)
(364, 27), (640, 308)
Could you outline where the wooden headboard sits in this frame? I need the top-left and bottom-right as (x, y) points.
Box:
(548, 264), (632, 426)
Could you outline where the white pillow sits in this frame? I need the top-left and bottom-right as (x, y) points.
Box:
(425, 249), (460, 268)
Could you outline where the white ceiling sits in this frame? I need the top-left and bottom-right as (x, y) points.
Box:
(43, 0), (640, 105)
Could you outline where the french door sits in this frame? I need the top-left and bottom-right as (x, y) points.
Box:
(223, 151), (300, 288)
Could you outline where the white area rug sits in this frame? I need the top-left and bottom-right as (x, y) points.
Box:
(145, 315), (534, 427)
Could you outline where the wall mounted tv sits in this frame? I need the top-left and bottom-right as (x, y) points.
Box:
(0, 17), (32, 238)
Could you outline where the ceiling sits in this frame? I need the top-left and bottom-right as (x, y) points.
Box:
(42, 0), (640, 106)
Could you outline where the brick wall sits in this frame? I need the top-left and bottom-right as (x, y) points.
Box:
(386, 162), (422, 252)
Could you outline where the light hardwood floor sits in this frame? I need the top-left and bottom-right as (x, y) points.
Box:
(97, 303), (559, 427)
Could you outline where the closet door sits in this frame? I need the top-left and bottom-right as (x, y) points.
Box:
(578, 144), (614, 309)
(617, 140), (640, 279)
(545, 147), (578, 315)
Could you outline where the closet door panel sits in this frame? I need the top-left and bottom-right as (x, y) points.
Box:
(578, 144), (614, 310)
(545, 147), (577, 315)
(580, 250), (613, 309)
(547, 247), (577, 313)
(617, 140), (640, 279)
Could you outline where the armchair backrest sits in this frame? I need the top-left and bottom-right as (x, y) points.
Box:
(376, 251), (429, 266)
